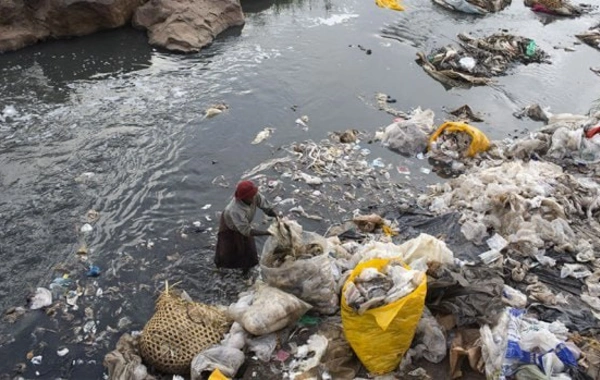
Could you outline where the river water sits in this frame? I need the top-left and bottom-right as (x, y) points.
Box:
(0, 0), (599, 378)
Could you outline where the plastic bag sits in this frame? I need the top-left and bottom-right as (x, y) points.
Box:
(227, 283), (312, 336)
(379, 108), (434, 157)
(428, 121), (491, 157)
(398, 233), (455, 266)
(375, 0), (404, 11)
(190, 346), (244, 379)
(412, 307), (447, 363)
(341, 258), (427, 374)
(261, 231), (338, 315)
(247, 333), (278, 362)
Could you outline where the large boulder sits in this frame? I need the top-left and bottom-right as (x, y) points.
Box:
(133, 0), (245, 53)
(0, 0), (145, 53)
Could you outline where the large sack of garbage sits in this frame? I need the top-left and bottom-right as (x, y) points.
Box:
(428, 121), (490, 159)
(341, 257), (427, 374)
(227, 282), (312, 336)
(260, 218), (339, 315)
(139, 284), (231, 375)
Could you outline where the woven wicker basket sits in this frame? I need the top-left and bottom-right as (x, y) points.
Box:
(139, 283), (231, 374)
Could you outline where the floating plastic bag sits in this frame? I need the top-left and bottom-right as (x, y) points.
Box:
(341, 258), (427, 374)
(261, 230), (338, 315)
(207, 369), (229, 380)
(375, 0), (405, 11)
(428, 121), (491, 157)
(227, 283), (312, 336)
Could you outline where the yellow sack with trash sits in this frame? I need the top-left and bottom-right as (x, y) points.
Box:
(428, 121), (490, 157)
(341, 258), (427, 374)
(375, 0), (404, 11)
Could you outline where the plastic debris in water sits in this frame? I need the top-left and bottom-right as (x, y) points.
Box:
(416, 152), (425, 160)
(31, 356), (42, 365)
(371, 158), (385, 168)
(201, 204), (212, 210)
(397, 166), (411, 175)
(193, 221), (202, 228)
(205, 108), (222, 118)
(85, 265), (101, 277)
(57, 348), (69, 357)
(252, 127), (275, 145)
(80, 223), (93, 233)
(420, 167), (431, 174)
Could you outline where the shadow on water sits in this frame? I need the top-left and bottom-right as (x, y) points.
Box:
(0, 27), (151, 103)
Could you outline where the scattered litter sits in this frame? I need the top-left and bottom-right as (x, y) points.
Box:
(428, 121), (490, 160)
(420, 167), (431, 174)
(201, 204), (212, 210)
(86, 209), (99, 223)
(80, 223), (93, 233)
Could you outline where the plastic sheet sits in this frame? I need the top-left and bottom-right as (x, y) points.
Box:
(375, 0), (405, 11)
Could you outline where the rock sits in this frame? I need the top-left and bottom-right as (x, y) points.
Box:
(133, 0), (245, 53)
(0, 0), (145, 53)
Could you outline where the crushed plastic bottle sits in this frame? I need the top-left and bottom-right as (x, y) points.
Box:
(526, 40), (537, 57)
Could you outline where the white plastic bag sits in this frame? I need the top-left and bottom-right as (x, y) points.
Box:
(379, 108), (435, 157)
(190, 346), (245, 379)
(227, 283), (312, 336)
(261, 231), (338, 315)
(247, 333), (278, 362)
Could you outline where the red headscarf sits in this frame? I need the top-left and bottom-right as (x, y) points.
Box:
(235, 180), (258, 201)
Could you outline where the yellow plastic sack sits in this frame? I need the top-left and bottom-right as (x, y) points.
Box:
(341, 258), (427, 374)
(375, 0), (405, 11)
(208, 368), (229, 380)
(428, 121), (490, 157)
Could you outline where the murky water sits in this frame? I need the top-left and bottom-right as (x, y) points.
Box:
(1, 0), (599, 377)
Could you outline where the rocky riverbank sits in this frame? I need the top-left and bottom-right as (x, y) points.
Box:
(0, 0), (244, 54)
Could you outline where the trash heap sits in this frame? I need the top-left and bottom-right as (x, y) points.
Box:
(100, 102), (600, 380)
(432, 0), (511, 14)
(524, 0), (593, 17)
(416, 33), (550, 88)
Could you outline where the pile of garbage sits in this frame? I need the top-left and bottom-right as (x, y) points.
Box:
(416, 33), (550, 88)
(95, 100), (600, 379)
(524, 0), (593, 17)
(432, 0), (511, 14)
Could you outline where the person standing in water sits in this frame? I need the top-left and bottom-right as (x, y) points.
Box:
(215, 180), (277, 273)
